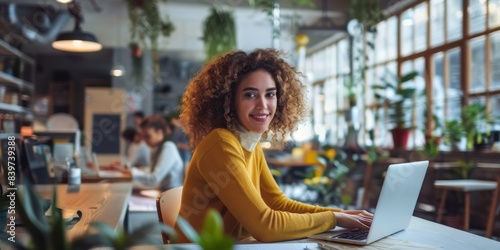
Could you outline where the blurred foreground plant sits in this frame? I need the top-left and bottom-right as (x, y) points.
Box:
(0, 180), (231, 249)
(177, 210), (234, 250)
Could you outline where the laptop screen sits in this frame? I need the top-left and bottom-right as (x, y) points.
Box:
(22, 138), (53, 184)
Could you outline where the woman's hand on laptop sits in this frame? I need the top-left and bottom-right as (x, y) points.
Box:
(334, 210), (373, 230)
(109, 163), (132, 175)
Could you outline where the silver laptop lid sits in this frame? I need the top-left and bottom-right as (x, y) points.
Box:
(366, 160), (429, 244)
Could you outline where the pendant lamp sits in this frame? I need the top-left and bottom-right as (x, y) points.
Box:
(52, 3), (102, 52)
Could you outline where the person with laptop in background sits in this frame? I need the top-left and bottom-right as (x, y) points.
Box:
(110, 115), (184, 191)
(132, 110), (145, 129)
(112, 127), (150, 168)
(176, 49), (373, 243)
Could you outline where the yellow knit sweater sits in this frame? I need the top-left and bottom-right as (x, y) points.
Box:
(175, 128), (340, 243)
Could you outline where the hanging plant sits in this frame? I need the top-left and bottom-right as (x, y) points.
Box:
(125, 0), (175, 84)
(202, 7), (237, 62)
(348, 0), (385, 32)
(129, 42), (143, 83)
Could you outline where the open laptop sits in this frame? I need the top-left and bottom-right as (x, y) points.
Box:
(308, 160), (429, 245)
(92, 153), (123, 178)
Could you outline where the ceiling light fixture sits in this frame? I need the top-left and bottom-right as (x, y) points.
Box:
(110, 64), (125, 77)
(56, 0), (74, 3)
(52, 2), (102, 52)
(110, 11), (126, 77)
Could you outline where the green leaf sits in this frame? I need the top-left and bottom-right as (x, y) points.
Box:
(398, 88), (416, 98)
(90, 221), (123, 248)
(49, 186), (69, 250)
(202, 210), (223, 238)
(128, 221), (176, 246)
(400, 71), (418, 83)
(16, 181), (50, 248)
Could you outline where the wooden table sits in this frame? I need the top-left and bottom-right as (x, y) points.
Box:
(133, 216), (500, 249)
(81, 172), (132, 183)
(435, 179), (497, 231)
(34, 182), (132, 239)
(266, 157), (311, 168)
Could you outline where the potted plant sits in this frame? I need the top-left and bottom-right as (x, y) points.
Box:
(461, 103), (493, 151)
(373, 71), (419, 149)
(125, 0), (175, 84)
(453, 160), (475, 179)
(443, 120), (464, 151)
(425, 114), (443, 147)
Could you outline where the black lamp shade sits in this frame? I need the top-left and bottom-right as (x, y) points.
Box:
(52, 28), (102, 52)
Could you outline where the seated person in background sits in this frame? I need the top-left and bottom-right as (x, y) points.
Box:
(167, 112), (192, 165)
(96, 127), (150, 171)
(111, 115), (184, 191)
(119, 127), (150, 168)
(132, 110), (145, 129)
(176, 49), (372, 243)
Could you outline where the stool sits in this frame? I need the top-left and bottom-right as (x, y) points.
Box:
(434, 179), (497, 231)
(486, 177), (500, 238)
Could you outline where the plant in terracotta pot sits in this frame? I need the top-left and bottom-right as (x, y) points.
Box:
(373, 71), (418, 149)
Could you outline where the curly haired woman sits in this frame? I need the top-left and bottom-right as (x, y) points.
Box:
(176, 49), (372, 243)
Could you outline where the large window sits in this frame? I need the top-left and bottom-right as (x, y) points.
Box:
(306, 0), (500, 149)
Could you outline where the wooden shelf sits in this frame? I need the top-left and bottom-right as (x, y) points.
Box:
(0, 102), (32, 114)
(0, 39), (35, 64)
(0, 72), (34, 91)
(0, 39), (35, 134)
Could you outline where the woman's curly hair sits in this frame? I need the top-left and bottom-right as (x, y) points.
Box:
(180, 48), (308, 149)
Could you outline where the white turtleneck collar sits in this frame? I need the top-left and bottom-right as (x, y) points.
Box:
(236, 124), (262, 152)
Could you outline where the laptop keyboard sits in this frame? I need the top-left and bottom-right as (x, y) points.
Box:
(330, 229), (369, 241)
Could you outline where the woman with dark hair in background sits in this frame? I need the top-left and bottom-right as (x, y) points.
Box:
(120, 127), (150, 168)
(112, 115), (184, 191)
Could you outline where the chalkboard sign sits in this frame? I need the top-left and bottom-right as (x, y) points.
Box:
(91, 114), (120, 154)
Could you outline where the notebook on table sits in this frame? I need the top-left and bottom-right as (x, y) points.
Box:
(308, 161), (429, 246)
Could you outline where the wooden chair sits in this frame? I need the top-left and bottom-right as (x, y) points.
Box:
(156, 186), (183, 244)
(486, 177), (500, 238)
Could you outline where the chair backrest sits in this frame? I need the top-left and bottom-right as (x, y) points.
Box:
(156, 186), (183, 244)
(46, 113), (79, 132)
